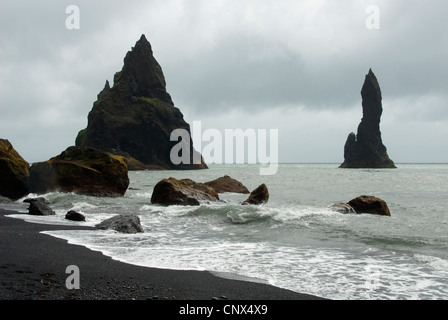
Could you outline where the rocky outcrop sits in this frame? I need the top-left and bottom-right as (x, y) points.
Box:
(204, 175), (250, 194)
(95, 214), (144, 233)
(27, 198), (55, 216)
(65, 210), (86, 222)
(340, 69), (396, 168)
(0, 139), (30, 200)
(151, 177), (219, 206)
(348, 195), (391, 216)
(75, 34), (207, 170)
(242, 184), (269, 205)
(27, 146), (129, 197)
(151, 177), (269, 206)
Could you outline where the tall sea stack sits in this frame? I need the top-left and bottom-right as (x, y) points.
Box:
(76, 35), (207, 170)
(340, 69), (396, 168)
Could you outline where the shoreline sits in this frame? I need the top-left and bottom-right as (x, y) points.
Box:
(0, 208), (325, 301)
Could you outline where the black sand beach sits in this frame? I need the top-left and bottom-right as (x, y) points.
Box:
(0, 208), (324, 301)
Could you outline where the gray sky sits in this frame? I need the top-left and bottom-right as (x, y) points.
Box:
(1, 0), (447, 164)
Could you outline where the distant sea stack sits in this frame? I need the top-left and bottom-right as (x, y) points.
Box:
(76, 35), (207, 170)
(340, 69), (396, 169)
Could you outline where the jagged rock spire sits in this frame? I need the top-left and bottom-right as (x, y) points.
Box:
(75, 35), (207, 170)
(340, 69), (396, 168)
(112, 34), (171, 102)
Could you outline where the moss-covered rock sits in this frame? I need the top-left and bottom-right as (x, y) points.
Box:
(204, 175), (250, 194)
(27, 146), (129, 197)
(0, 139), (30, 200)
(151, 177), (219, 206)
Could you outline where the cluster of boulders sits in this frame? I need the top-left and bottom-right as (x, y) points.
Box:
(14, 173), (270, 234)
(0, 138), (142, 233)
(2, 140), (392, 238)
(0, 138), (271, 234)
(22, 196), (142, 233)
(150, 175), (269, 206)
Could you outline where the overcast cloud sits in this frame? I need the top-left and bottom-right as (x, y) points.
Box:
(1, 0), (447, 164)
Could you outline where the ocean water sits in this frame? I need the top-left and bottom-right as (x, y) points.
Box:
(4, 163), (448, 300)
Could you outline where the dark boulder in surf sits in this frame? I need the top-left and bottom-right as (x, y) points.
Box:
(151, 177), (219, 206)
(27, 198), (55, 216)
(96, 213), (144, 233)
(241, 184), (269, 205)
(65, 210), (86, 222)
(348, 195), (391, 216)
(331, 196), (390, 216)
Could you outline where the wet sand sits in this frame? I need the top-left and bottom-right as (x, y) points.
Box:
(0, 208), (324, 301)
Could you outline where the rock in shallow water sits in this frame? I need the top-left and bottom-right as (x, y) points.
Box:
(348, 195), (391, 216)
(95, 214), (144, 233)
(241, 184), (269, 205)
(331, 196), (390, 216)
(151, 177), (219, 206)
(27, 198), (55, 216)
(65, 210), (86, 222)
